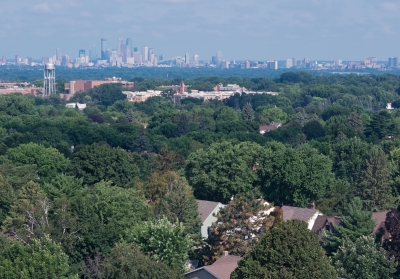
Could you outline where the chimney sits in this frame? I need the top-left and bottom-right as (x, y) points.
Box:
(222, 251), (228, 257)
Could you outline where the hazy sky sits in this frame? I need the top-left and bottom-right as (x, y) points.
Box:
(1, 0), (400, 61)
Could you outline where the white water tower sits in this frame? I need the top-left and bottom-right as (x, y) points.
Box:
(43, 63), (56, 96)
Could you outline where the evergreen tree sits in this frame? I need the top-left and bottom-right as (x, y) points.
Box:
(333, 236), (397, 279)
(323, 197), (375, 254)
(0, 176), (15, 227)
(241, 102), (255, 121)
(234, 98), (241, 111)
(177, 113), (189, 136)
(348, 111), (364, 137)
(358, 148), (393, 211)
(132, 126), (152, 153)
(383, 206), (400, 274)
(125, 108), (135, 123)
(231, 219), (337, 279)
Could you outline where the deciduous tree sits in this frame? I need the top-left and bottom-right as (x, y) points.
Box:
(333, 236), (396, 279)
(231, 220), (336, 279)
(126, 217), (191, 271)
(100, 242), (181, 279)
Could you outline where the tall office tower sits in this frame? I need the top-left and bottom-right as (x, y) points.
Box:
(55, 48), (60, 60)
(148, 48), (154, 61)
(42, 57), (50, 64)
(126, 38), (133, 59)
(26, 57), (32, 65)
(79, 49), (86, 58)
(285, 59), (293, 68)
(15, 55), (20, 65)
(267, 61), (278, 70)
(159, 54), (164, 61)
(89, 45), (97, 62)
(43, 63), (56, 96)
(117, 38), (126, 58)
(1, 56), (6, 64)
(292, 57), (297, 67)
(216, 51), (222, 65)
(193, 54), (199, 65)
(185, 53), (190, 64)
(389, 57), (398, 68)
(61, 55), (70, 66)
(245, 60), (250, 69)
(133, 47), (138, 52)
(142, 46), (149, 62)
(101, 38), (107, 60)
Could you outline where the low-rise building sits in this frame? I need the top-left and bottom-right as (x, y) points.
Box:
(259, 121), (282, 134)
(64, 77), (134, 95)
(185, 252), (241, 279)
(197, 200), (226, 239)
(122, 90), (162, 102)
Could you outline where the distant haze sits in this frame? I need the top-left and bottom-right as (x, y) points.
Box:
(1, 0), (400, 60)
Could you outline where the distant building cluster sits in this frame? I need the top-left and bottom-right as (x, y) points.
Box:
(61, 77), (134, 100)
(1, 38), (399, 70)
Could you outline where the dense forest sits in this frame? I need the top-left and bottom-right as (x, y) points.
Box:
(1, 71), (400, 278)
(2, 65), (400, 83)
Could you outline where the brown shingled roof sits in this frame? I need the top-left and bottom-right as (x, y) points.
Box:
(312, 215), (328, 232)
(372, 211), (389, 233)
(197, 200), (222, 223)
(282, 205), (317, 222)
(204, 255), (242, 279)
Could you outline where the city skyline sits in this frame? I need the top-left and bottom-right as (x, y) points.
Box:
(1, 1), (400, 60)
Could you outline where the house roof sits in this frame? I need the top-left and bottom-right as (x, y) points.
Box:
(311, 215), (328, 232)
(372, 211), (388, 233)
(282, 206), (317, 222)
(311, 215), (342, 232)
(197, 200), (223, 223)
(259, 125), (275, 131)
(204, 255), (242, 279)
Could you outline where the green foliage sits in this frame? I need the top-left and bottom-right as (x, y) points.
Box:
(323, 197), (375, 254)
(260, 142), (334, 207)
(302, 120), (326, 139)
(331, 137), (372, 184)
(159, 177), (201, 235)
(132, 126), (152, 153)
(69, 143), (141, 186)
(177, 113), (190, 136)
(358, 147), (394, 211)
(100, 242), (182, 279)
(332, 236), (397, 279)
(4, 181), (51, 242)
(126, 216), (191, 271)
(0, 175), (15, 227)
(231, 219), (336, 279)
(6, 143), (70, 182)
(241, 102), (255, 121)
(88, 83), (126, 107)
(0, 235), (77, 279)
(185, 141), (261, 203)
(73, 181), (152, 258)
